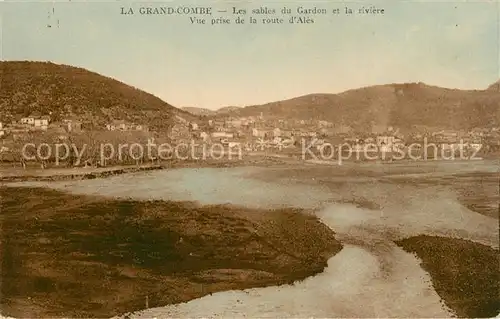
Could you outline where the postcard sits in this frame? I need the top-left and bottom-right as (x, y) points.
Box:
(0, 0), (499, 318)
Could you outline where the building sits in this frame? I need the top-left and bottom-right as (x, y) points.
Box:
(20, 113), (50, 129)
(105, 120), (125, 131)
(273, 128), (281, 137)
(189, 122), (199, 131)
(318, 120), (332, 128)
(281, 130), (294, 137)
(376, 135), (395, 147)
(252, 128), (273, 138)
(34, 115), (50, 130)
(211, 132), (234, 139)
(20, 116), (35, 125)
(134, 124), (147, 131)
(169, 123), (191, 139)
(432, 130), (459, 143)
(105, 120), (145, 131)
(62, 118), (83, 132)
(252, 128), (265, 138)
(227, 119), (242, 128)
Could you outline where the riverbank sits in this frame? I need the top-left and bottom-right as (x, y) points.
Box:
(396, 235), (500, 318)
(0, 186), (342, 318)
(0, 156), (294, 183)
(2, 155), (497, 183)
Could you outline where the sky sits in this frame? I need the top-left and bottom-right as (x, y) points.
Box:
(1, 0), (499, 110)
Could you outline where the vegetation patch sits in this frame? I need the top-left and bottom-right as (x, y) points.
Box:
(0, 186), (341, 318)
(396, 235), (499, 318)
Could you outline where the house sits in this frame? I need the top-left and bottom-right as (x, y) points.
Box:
(252, 128), (274, 139)
(169, 123), (191, 139)
(252, 128), (266, 138)
(189, 122), (199, 131)
(308, 131), (318, 137)
(134, 124), (148, 131)
(105, 120), (145, 131)
(62, 118), (83, 132)
(20, 113), (50, 129)
(376, 135), (395, 147)
(293, 130), (307, 137)
(214, 120), (225, 128)
(211, 132), (234, 139)
(20, 116), (35, 125)
(106, 120), (126, 131)
(228, 141), (242, 149)
(227, 119), (242, 128)
(282, 137), (295, 147)
(279, 130), (293, 138)
(34, 115), (50, 130)
(432, 130), (459, 143)
(273, 128), (281, 137)
(105, 123), (117, 131)
(318, 120), (332, 128)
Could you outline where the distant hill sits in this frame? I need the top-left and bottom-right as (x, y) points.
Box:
(182, 106), (241, 117)
(181, 107), (215, 116)
(0, 61), (196, 130)
(216, 106), (241, 114)
(222, 82), (500, 132)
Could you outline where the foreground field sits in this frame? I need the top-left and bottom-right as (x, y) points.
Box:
(2, 160), (498, 318)
(0, 187), (341, 318)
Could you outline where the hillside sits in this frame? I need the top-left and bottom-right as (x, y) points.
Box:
(181, 107), (215, 116)
(221, 82), (500, 132)
(0, 61), (196, 130)
(487, 80), (500, 92)
(217, 106), (241, 114)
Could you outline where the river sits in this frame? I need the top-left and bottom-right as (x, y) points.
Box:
(6, 160), (499, 317)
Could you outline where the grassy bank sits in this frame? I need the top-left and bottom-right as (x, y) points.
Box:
(396, 235), (499, 318)
(0, 187), (342, 318)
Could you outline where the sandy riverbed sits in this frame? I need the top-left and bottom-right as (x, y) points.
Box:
(6, 161), (498, 317)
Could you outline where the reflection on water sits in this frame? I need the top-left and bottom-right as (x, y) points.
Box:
(11, 167), (336, 209)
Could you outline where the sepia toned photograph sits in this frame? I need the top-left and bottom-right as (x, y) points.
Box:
(0, 0), (499, 318)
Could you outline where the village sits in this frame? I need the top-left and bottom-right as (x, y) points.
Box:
(1, 111), (500, 164)
(168, 112), (500, 158)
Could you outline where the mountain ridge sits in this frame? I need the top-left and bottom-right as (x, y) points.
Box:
(2, 61), (498, 133)
(0, 61), (197, 130)
(211, 81), (500, 131)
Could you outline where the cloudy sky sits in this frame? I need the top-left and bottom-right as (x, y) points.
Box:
(1, 0), (499, 109)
